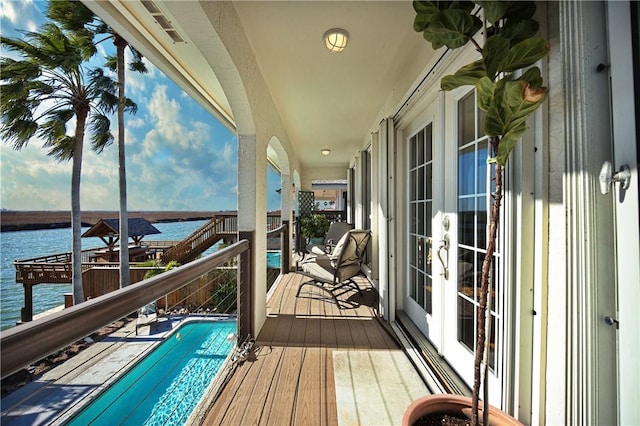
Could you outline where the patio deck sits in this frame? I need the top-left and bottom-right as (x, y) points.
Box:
(203, 272), (429, 425)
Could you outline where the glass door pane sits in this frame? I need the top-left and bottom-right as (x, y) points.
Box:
(408, 124), (433, 314)
(455, 91), (500, 371)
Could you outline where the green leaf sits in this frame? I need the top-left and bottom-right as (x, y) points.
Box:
(501, 78), (547, 125)
(483, 35), (510, 80)
(501, 18), (539, 45)
(484, 104), (504, 136)
(504, 1), (536, 22)
(483, 76), (546, 146)
(450, 1), (475, 14)
(476, 76), (495, 111)
(441, 60), (486, 90)
(413, 1), (440, 31)
(501, 37), (549, 72)
(475, 1), (509, 24)
(483, 78), (507, 136)
(424, 9), (482, 50)
(496, 121), (527, 165)
(519, 66), (543, 88)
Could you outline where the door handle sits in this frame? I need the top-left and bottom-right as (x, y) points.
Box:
(437, 235), (449, 280)
(604, 315), (619, 329)
(599, 161), (631, 194)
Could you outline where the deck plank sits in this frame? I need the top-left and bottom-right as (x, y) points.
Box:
(263, 347), (305, 425)
(236, 344), (283, 425)
(203, 272), (402, 426)
(293, 347), (323, 425)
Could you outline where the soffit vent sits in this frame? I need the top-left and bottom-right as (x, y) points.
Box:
(141, 0), (185, 43)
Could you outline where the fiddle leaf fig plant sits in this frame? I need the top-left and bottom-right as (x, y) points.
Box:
(413, 1), (549, 425)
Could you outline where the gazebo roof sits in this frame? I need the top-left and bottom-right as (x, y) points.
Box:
(82, 218), (161, 239)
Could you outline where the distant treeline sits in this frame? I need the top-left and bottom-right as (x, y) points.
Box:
(0, 211), (230, 232)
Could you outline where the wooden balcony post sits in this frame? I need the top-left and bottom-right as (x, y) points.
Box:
(238, 231), (254, 341)
(281, 220), (290, 273)
(21, 284), (33, 323)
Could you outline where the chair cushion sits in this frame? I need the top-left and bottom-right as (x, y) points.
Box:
(300, 255), (336, 282)
(329, 232), (350, 262)
(305, 222), (353, 254)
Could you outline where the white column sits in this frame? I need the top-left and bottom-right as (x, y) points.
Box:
(238, 133), (267, 335)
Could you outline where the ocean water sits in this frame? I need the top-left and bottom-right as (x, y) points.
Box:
(0, 220), (210, 331)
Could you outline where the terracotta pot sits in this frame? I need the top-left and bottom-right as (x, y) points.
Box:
(401, 394), (522, 426)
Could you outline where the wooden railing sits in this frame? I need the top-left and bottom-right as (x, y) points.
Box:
(1, 238), (253, 379)
(14, 262), (72, 286)
(267, 220), (290, 273)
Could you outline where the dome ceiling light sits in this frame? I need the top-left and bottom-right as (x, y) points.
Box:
(323, 28), (349, 53)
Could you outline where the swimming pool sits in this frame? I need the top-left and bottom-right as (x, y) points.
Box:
(266, 251), (281, 269)
(66, 319), (236, 426)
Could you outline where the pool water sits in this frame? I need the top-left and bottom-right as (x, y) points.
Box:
(266, 251), (281, 269)
(67, 320), (236, 426)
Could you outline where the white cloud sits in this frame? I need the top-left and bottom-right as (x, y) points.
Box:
(222, 142), (234, 164)
(0, 0), (17, 24)
(127, 118), (145, 129)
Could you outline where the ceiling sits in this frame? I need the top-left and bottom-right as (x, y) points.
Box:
(86, 1), (434, 170)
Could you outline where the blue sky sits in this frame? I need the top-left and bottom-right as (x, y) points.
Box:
(0, 0), (282, 212)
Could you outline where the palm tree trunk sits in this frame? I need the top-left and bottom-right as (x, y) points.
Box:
(71, 110), (87, 305)
(472, 141), (503, 426)
(116, 35), (129, 288)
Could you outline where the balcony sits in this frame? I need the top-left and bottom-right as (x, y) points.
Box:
(0, 223), (440, 425)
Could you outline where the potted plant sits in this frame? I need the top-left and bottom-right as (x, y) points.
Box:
(300, 214), (330, 244)
(404, 1), (549, 425)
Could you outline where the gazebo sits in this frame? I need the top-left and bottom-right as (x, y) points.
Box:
(82, 218), (161, 262)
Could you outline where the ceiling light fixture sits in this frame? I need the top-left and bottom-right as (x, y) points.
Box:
(323, 28), (349, 53)
(321, 149), (331, 156)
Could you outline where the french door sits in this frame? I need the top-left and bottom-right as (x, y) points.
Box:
(405, 100), (441, 346)
(406, 87), (506, 405)
(443, 88), (504, 404)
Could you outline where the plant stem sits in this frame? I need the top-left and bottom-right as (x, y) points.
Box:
(472, 137), (503, 426)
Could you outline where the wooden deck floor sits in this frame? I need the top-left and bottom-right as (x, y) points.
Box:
(203, 272), (401, 425)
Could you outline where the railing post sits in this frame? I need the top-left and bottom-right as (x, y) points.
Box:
(22, 284), (33, 323)
(238, 231), (254, 341)
(295, 217), (304, 254)
(281, 220), (290, 273)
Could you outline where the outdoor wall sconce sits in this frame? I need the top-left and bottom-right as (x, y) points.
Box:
(323, 28), (349, 53)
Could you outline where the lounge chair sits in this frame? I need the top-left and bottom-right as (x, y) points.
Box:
(305, 221), (354, 256)
(297, 229), (371, 308)
(136, 302), (158, 335)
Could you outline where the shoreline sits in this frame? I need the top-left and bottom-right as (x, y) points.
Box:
(0, 210), (228, 232)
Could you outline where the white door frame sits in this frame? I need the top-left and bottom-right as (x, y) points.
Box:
(607, 2), (640, 423)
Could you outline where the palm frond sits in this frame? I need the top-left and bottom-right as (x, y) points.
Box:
(39, 110), (73, 146)
(123, 97), (138, 115)
(45, 135), (75, 161)
(104, 55), (117, 72)
(128, 47), (148, 74)
(89, 113), (113, 153)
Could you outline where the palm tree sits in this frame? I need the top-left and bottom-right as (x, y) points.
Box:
(1, 23), (123, 304)
(47, 0), (147, 288)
